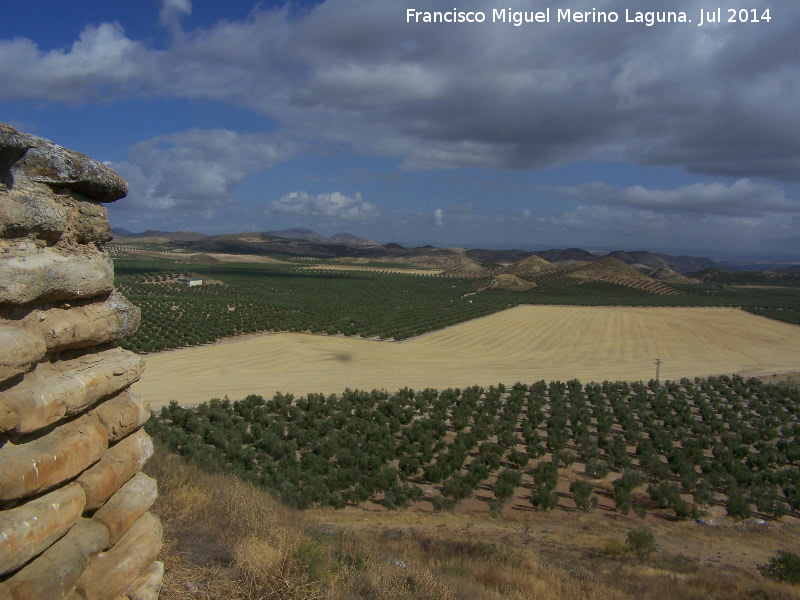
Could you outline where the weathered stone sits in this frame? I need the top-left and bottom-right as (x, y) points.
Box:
(0, 245), (113, 305)
(0, 347), (143, 434)
(91, 391), (150, 443)
(0, 125), (29, 190)
(0, 325), (45, 384)
(0, 517), (108, 600)
(0, 188), (68, 240)
(71, 199), (113, 244)
(1, 175), (112, 244)
(21, 292), (140, 353)
(76, 429), (153, 511)
(0, 124), (127, 203)
(0, 483), (86, 576)
(75, 512), (162, 600)
(123, 561), (163, 600)
(0, 414), (108, 503)
(92, 473), (157, 548)
(0, 123), (157, 600)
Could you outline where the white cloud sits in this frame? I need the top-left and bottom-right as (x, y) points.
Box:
(159, 0), (192, 34)
(433, 208), (444, 226)
(110, 128), (296, 212)
(0, 23), (156, 101)
(267, 191), (379, 221)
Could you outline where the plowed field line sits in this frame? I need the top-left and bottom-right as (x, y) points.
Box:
(132, 306), (800, 409)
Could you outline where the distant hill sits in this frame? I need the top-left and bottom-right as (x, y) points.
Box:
(568, 258), (681, 295)
(113, 230), (210, 242)
(504, 255), (556, 278)
(606, 250), (719, 274)
(109, 229), (735, 276)
(265, 228), (328, 243)
(327, 233), (380, 247)
(528, 248), (719, 274)
(484, 274), (537, 291)
(785, 265), (800, 274)
(465, 249), (533, 265)
(532, 248), (596, 264)
(266, 229), (378, 247)
(651, 266), (700, 286)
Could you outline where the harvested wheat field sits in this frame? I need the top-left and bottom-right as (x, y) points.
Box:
(133, 306), (800, 409)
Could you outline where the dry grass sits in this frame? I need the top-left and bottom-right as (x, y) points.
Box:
(145, 446), (800, 600)
(133, 306), (800, 408)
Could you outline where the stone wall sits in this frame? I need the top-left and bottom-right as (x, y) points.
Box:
(0, 124), (163, 600)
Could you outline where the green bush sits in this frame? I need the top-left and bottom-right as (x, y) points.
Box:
(626, 529), (657, 562)
(759, 551), (800, 585)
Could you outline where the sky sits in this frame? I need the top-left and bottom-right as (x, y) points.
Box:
(1, 0), (799, 258)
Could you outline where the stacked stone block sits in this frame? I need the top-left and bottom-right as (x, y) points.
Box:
(0, 124), (163, 600)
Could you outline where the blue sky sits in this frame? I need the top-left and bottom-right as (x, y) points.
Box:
(2, 1), (799, 257)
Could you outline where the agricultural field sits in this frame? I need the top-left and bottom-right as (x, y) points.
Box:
(147, 374), (800, 525)
(113, 256), (800, 355)
(132, 305), (800, 407)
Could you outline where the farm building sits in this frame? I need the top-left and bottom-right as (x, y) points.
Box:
(178, 277), (203, 287)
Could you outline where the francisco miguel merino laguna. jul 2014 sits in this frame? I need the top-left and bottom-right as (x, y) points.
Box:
(406, 7), (774, 27)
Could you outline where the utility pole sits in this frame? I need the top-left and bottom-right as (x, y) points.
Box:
(655, 358), (661, 399)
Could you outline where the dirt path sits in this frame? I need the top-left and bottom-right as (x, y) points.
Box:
(133, 306), (800, 409)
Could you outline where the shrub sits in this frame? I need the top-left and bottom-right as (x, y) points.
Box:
(601, 538), (628, 556)
(759, 550), (800, 585)
(626, 529), (657, 562)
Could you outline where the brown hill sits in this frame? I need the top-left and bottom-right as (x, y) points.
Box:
(484, 274), (538, 291)
(567, 258), (681, 295)
(504, 254), (556, 279)
(410, 253), (490, 277)
(651, 266), (700, 286)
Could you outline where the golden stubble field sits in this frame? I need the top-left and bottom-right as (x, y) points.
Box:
(133, 305), (800, 409)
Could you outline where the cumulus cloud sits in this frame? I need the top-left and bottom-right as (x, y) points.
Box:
(110, 128), (296, 212)
(433, 208), (445, 226)
(0, 23), (156, 101)
(267, 191), (379, 221)
(2, 1), (798, 181)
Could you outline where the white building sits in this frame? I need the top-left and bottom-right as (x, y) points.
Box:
(178, 277), (203, 287)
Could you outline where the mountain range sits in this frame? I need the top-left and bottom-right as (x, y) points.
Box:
(111, 228), (799, 275)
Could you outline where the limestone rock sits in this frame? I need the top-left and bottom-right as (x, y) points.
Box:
(91, 391), (150, 443)
(0, 414), (108, 504)
(1, 176), (112, 243)
(0, 124), (127, 203)
(0, 189), (68, 240)
(92, 473), (157, 548)
(0, 483), (86, 576)
(22, 292), (140, 353)
(76, 429), (153, 511)
(0, 245), (113, 305)
(123, 561), (163, 600)
(0, 517), (108, 600)
(0, 325), (45, 384)
(75, 512), (162, 600)
(70, 199), (113, 244)
(0, 347), (143, 434)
